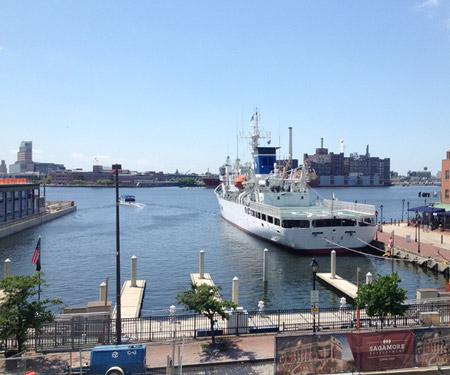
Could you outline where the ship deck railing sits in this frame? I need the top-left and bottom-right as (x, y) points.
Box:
(322, 199), (375, 216)
(249, 200), (375, 220)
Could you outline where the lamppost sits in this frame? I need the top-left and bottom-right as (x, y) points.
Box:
(407, 201), (410, 226)
(418, 213), (421, 254)
(402, 199), (405, 223)
(375, 210), (378, 240)
(380, 205), (384, 232)
(310, 258), (319, 333)
(415, 211), (418, 243)
(112, 163), (122, 345)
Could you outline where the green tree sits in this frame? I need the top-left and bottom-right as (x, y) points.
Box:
(0, 274), (62, 352)
(95, 179), (113, 185)
(177, 283), (236, 344)
(72, 179), (90, 185)
(354, 272), (408, 328)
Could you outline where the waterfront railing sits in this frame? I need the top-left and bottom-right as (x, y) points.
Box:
(1, 302), (447, 351)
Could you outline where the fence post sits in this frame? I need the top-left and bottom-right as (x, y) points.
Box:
(71, 317), (74, 350)
(194, 314), (197, 339)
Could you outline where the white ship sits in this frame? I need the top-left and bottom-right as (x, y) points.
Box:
(214, 110), (377, 253)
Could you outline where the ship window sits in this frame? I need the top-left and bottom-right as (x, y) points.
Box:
(341, 219), (356, 226)
(274, 218), (280, 226)
(313, 219), (333, 227)
(251, 210), (255, 216)
(358, 218), (373, 226)
(282, 220), (310, 228)
(256, 212), (261, 219)
(261, 214), (266, 221)
(267, 216), (273, 224)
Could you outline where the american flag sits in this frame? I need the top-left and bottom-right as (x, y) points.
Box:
(31, 237), (41, 271)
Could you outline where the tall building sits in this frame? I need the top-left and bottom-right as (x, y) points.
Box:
(442, 150), (450, 204)
(17, 141), (32, 163)
(0, 160), (7, 174)
(9, 141), (34, 174)
(9, 141), (65, 175)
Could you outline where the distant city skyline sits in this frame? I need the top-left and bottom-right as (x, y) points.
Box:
(1, 1), (450, 175)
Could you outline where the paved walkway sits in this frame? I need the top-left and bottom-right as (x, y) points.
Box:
(378, 222), (450, 262)
(147, 334), (274, 369)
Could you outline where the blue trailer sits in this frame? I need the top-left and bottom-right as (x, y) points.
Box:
(69, 344), (148, 375)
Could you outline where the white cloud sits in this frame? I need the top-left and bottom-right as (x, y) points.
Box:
(0, 45), (4, 51)
(414, 0), (440, 18)
(70, 152), (86, 160)
(415, 0), (439, 9)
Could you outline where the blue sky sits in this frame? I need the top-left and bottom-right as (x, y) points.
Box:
(1, 1), (450, 175)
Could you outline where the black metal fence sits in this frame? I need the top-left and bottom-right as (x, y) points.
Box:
(3, 302), (448, 351)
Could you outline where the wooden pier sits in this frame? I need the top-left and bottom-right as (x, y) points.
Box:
(316, 273), (358, 301)
(112, 279), (146, 319)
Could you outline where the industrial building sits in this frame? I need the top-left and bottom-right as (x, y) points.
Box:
(303, 138), (391, 187)
(0, 179), (44, 223)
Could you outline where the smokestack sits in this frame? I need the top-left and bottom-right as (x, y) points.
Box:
(321, 138), (323, 149)
(288, 127), (292, 160)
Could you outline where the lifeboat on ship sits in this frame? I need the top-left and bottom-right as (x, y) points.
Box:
(234, 175), (247, 190)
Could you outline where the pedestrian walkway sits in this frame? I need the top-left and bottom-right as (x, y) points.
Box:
(378, 222), (450, 263)
(146, 334), (274, 369)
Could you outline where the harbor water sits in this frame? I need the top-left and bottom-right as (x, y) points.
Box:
(0, 185), (445, 315)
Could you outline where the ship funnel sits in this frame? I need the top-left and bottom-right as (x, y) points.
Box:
(288, 127), (293, 160)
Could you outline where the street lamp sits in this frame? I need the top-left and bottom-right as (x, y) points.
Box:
(375, 210), (378, 241)
(407, 201), (410, 226)
(310, 258), (319, 333)
(380, 205), (384, 232)
(402, 199), (405, 223)
(112, 163), (122, 345)
(418, 213), (421, 254)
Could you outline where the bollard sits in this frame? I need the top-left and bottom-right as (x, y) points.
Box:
(199, 250), (204, 279)
(263, 249), (268, 283)
(131, 255), (137, 287)
(258, 300), (264, 312)
(232, 276), (239, 305)
(100, 282), (106, 301)
(4, 258), (11, 278)
(331, 250), (336, 279)
(366, 272), (373, 284)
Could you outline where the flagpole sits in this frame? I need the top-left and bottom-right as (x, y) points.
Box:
(37, 235), (41, 303)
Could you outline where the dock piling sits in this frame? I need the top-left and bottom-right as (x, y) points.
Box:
(131, 255), (137, 287)
(263, 248), (268, 283)
(199, 250), (204, 279)
(100, 282), (106, 301)
(232, 276), (239, 305)
(331, 250), (336, 279)
(4, 258), (11, 278)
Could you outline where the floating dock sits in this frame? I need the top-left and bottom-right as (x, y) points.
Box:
(316, 273), (357, 301)
(112, 279), (146, 319)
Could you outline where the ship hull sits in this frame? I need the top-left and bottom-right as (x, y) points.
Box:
(216, 195), (376, 253)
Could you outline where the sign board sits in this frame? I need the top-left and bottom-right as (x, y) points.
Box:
(310, 290), (319, 304)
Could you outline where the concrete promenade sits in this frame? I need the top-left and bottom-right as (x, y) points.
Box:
(378, 222), (450, 264)
(0, 202), (76, 239)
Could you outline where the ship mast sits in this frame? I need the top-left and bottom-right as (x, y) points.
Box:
(242, 108), (271, 157)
